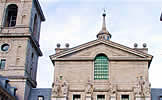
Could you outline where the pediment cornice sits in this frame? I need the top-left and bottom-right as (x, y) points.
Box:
(50, 39), (153, 61)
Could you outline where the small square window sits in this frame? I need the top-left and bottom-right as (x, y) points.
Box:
(38, 96), (44, 100)
(97, 95), (105, 100)
(73, 94), (80, 100)
(121, 95), (129, 100)
(0, 59), (6, 69)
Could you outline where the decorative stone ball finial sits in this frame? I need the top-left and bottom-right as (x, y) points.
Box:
(134, 43), (138, 48)
(56, 43), (61, 48)
(143, 43), (147, 48)
(65, 43), (69, 48)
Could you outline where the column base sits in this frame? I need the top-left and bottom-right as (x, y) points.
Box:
(135, 96), (150, 100)
(145, 96), (151, 100)
(110, 95), (116, 100)
(51, 96), (67, 100)
(86, 94), (92, 100)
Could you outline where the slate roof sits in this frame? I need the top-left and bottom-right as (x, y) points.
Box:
(151, 88), (162, 100)
(29, 88), (52, 100)
(0, 77), (17, 100)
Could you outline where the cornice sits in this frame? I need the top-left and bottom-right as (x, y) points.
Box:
(50, 39), (152, 59)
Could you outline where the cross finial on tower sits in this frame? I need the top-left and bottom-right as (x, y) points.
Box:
(103, 9), (106, 16)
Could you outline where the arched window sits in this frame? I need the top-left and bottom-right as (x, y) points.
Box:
(5, 4), (18, 27)
(33, 14), (38, 36)
(94, 54), (109, 80)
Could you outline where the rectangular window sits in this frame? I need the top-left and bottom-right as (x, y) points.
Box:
(38, 96), (44, 100)
(73, 94), (81, 100)
(97, 95), (105, 100)
(121, 95), (129, 100)
(160, 96), (162, 100)
(0, 59), (6, 69)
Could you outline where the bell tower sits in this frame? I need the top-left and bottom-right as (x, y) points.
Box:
(0, 0), (45, 100)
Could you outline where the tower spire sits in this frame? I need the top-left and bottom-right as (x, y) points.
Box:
(97, 10), (111, 40)
(102, 9), (107, 31)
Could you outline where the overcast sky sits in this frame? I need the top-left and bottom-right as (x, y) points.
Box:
(37, 0), (162, 88)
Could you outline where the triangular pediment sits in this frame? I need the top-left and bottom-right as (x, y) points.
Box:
(50, 39), (152, 60)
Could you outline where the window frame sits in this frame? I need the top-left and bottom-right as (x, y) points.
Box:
(121, 95), (129, 100)
(1, 43), (10, 51)
(4, 4), (18, 27)
(94, 54), (109, 80)
(37, 96), (44, 100)
(73, 94), (81, 100)
(97, 95), (105, 100)
(0, 59), (6, 69)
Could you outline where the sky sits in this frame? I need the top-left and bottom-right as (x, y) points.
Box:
(37, 0), (162, 88)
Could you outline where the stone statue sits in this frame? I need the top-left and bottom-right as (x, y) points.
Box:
(134, 83), (142, 96)
(61, 81), (68, 96)
(85, 80), (93, 95)
(109, 83), (116, 95)
(143, 80), (151, 96)
(52, 79), (60, 96)
(134, 76), (151, 97)
(52, 78), (69, 97)
(134, 76), (144, 96)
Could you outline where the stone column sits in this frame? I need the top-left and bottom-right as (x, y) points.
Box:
(86, 94), (92, 100)
(135, 95), (144, 100)
(145, 96), (151, 100)
(110, 95), (116, 100)
(135, 95), (151, 100)
(135, 97), (142, 100)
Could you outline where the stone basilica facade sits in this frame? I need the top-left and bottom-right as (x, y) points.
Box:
(49, 13), (152, 100)
(0, 0), (161, 100)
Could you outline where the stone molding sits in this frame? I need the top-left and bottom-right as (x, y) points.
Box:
(51, 39), (153, 68)
(50, 39), (152, 59)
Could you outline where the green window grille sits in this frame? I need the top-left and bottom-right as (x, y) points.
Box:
(0, 59), (6, 69)
(94, 54), (108, 80)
